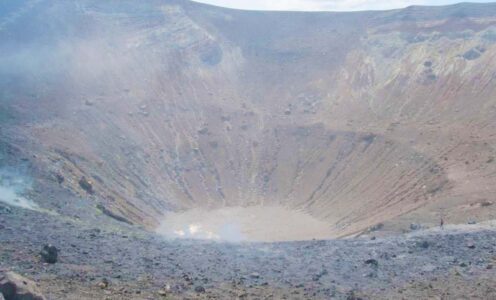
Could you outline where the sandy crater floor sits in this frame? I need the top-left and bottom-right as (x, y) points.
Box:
(157, 206), (336, 242)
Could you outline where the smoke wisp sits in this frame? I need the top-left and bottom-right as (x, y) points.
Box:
(0, 167), (39, 210)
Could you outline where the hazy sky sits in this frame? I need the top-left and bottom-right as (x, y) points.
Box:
(192, 0), (495, 11)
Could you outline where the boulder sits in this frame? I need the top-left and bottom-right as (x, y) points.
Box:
(40, 244), (58, 264)
(417, 240), (430, 249)
(0, 271), (46, 300)
(97, 278), (109, 289)
(463, 48), (481, 60)
(410, 223), (421, 231)
(55, 174), (64, 184)
(78, 177), (94, 194)
(364, 259), (378, 268)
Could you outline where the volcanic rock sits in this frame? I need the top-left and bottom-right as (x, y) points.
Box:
(40, 244), (58, 264)
(97, 278), (109, 289)
(78, 177), (94, 194)
(0, 272), (46, 300)
(364, 259), (379, 268)
(410, 223), (422, 231)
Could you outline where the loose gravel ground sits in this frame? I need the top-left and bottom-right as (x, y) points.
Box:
(1, 198), (496, 299)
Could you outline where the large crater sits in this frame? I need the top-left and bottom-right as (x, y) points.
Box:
(41, 122), (447, 240)
(151, 127), (446, 241)
(1, 0), (494, 241)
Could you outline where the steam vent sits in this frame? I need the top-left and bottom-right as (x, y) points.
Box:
(1, 1), (496, 299)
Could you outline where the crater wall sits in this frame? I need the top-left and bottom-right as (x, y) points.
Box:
(1, 0), (495, 236)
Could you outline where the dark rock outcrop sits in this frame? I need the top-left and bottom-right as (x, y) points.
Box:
(96, 204), (133, 225)
(78, 177), (94, 194)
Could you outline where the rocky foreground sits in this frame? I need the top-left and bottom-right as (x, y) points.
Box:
(1, 201), (495, 299)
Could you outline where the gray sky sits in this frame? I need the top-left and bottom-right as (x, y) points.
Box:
(192, 0), (495, 11)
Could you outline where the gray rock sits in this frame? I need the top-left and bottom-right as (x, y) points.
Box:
(198, 127), (209, 135)
(417, 240), (430, 249)
(410, 223), (421, 231)
(364, 259), (378, 268)
(55, 174), (64, 184)
(194, 286), (205, 293)
(0, 271), (46, 300)
(0, 206), (12, 214)
(463, 49), (481, 60)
